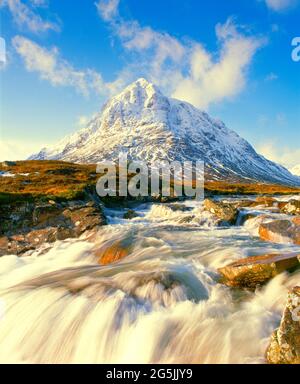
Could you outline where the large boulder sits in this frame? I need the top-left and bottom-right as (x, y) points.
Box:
(266, 287), (300, 364)
(259, 218), (300, 245)
(218, 253), (300, 289)
(203, 199), (238, 225)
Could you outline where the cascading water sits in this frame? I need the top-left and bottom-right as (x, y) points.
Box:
(0, 198), (299, 363)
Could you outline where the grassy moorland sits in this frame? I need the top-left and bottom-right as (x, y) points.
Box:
(204, 181), (300, 196)
(0, 161), (97, 203)
(0, 160), (299, 204)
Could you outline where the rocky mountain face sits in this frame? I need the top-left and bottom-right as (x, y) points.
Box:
(30, 78), (300, 186)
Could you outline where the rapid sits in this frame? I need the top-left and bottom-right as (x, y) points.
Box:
(0, 197), (299, 363)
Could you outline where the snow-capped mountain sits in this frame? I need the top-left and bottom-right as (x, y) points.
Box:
(30, 78), (300, 186)
(290, 164), (300, 177)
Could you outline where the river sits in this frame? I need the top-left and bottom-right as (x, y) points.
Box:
(0, 196), (299, 363)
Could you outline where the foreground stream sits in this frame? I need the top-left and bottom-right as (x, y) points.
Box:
(0, 196), (299, 364)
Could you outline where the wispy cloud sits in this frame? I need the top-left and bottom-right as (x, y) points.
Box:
(1, 0), (60, 33)
(257, 140), (300, 168)
(13, 1), (266, 110)
(12, 35), (127, 97)
(95, 1), (265, 109)
(13, 35), (105, 96)
(265, 72), (278, 81)
(263, 0), (297, 12)
(95, 0), (120, 21)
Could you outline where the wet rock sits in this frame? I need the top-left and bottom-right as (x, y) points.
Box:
(123, 209), (139, 220)
(177, 215), (196, 224)
(33, 203), (63, 226)
(0, 227), (77, 256)
(232, 200), (256, 209)
(0, 199), (107, 256)
(166, 204), (192, 212)
(280, 200), (300, 216)
(259, 218), (300, 245)
(236, 210), (258, 226)
(63, 202), (106, 236)
(254, 196), (276, 207)
(266, 287), (300, 364)
(218, 253), (300, 289)
(95, 238), (133, 265)
(203, 199), (238, 225)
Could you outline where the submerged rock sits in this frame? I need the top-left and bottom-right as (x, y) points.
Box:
(95, 238), (132, 265)
(203, 199), (238, 225)
(166, 204), (192, 212)
(259, 218), (300, 245)
(218, 253), (300, 289)
(266, 287), (300, 364)
(123, 209), (139, 220)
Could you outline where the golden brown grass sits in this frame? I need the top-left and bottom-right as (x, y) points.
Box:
(204, 181), (300, 195)
(0, 160), (299, 204)
(0, 160), (97, 203)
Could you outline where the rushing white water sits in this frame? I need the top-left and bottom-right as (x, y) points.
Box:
(0, 197), (299, 363)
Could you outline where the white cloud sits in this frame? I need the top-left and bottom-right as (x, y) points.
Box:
(12, 35), (110, 96)
(12, 1), (266, 111)
(96, 1), (265, 109)
(257, 141), (300, 168)
(264, 0), (297, 11)
(12, 34), (131, 97)
(1, 0), (60, 33)
(95, 0), (120, 21)
(172, 20), (264, 109)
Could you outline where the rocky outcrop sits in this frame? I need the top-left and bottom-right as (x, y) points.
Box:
(266, 287), (300, 364)
(0, 199), (106, 256)
(203, 199), (238, 225)
(259, 218), (300, 245)
(218, 253), (300, 289)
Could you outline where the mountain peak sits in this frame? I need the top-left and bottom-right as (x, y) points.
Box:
(29, 79), (300, 186)
(119, 78), (161, 98)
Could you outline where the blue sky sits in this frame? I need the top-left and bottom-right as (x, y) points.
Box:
(0, 0), (299, 168)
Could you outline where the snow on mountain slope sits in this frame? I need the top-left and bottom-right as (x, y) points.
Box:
(30, 78), (300, 186)
(290, 165), (300, 177)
